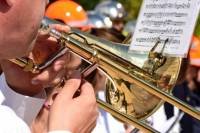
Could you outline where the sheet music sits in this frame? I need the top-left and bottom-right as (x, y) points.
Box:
(130, 0), (200, 57)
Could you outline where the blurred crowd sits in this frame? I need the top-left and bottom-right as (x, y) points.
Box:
(0, 0), (200, 133)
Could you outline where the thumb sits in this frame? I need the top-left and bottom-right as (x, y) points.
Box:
(59, 71), (81, 99)
(77, 81), (96, 102)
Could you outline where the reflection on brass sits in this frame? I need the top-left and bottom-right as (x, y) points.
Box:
(9, 17), (200, 133)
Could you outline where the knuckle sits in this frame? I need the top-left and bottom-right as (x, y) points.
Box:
(37, 71), (50, 83)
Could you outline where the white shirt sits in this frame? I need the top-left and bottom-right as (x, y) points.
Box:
(0, 105), (31, 133)
(150, 105), (180, 133)
(0, 74), (46, 125)
(0, 74), (71, 133)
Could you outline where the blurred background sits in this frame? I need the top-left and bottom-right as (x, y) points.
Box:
(49, 0), (200, 36)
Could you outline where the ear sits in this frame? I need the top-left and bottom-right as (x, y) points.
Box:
(5, 0), (16, 7)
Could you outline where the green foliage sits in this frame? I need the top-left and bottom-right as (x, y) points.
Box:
(194, 14), (200, 37)
(75, 0), (104, 10)
(118, 0), (143, 21)
(75, 0), (143, 20)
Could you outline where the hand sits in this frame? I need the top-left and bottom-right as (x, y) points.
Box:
(31, 106), (49, 133)
(0, 24), (72, 96)
(48, 72), (98, 133)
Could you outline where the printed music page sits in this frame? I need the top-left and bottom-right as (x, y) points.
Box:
(130, 0), (200, 57)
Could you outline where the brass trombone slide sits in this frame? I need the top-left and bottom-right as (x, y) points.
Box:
(10, 17), (200, 132)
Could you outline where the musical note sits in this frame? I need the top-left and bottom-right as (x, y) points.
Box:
(130, 0), (200, 57)
(138, 28), (183, 35)
(141, 20), (185, 27)
(143, 12), (188, 18)
(135, 37), (180, 44)
(146, 2), (190, 9)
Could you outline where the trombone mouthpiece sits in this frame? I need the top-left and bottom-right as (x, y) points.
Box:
(40, 17), (62, 39)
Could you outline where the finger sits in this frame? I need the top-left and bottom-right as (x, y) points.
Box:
(87, 121), (97, 133)
(44, 91), (59, 109)
(31, 53), (69, 85)
(43, 69), (65, 88)
(65, 53), (82, 71)
(50, 24), (71, 32)
(77, 81), (96, 101)
(58, 71), (82, 99)
(37, 24), (70, 44)
(37, 32), (50, 41)
(80, 116), (97, 133)
(52, 51), (70, 71)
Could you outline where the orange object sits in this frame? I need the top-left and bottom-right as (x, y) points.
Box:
(57, 0), (73, 1)
(46, 0), (91, 31)
(189, 36), (200, 67)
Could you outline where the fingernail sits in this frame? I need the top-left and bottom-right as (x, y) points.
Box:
(31, 79), (40, 85)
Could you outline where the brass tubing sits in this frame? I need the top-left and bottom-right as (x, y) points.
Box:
(97, 99), (159, 133)
(10, 17), (200, 133)
(9, 58), (28, 68)
(99, 55), (200, 120)
(131, 74), (200, 120)
(10, 28), (200, 121)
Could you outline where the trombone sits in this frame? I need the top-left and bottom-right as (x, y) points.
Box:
(10, 17), (200, 133)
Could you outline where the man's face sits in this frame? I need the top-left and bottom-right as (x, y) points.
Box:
(0, 0), (49, 59)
